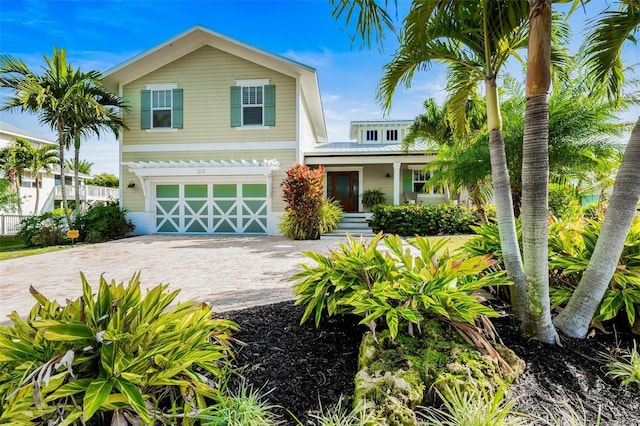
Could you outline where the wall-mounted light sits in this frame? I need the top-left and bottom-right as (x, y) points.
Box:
(385, 173), (391, 178)
(127, 182), (136, 188)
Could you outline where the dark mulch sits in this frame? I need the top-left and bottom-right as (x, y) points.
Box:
(219, 301), (640, 426)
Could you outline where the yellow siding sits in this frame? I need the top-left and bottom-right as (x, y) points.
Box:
(121, 149), (296, 213)
(363, 164), (395, 205)
(122, 45), (297, 145)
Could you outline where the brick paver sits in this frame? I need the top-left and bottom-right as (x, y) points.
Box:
(0, 235), (347, 322)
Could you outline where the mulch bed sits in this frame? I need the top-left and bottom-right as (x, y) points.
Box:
(219, 301), (640, 425)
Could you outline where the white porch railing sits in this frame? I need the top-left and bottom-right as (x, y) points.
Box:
(53, 185), (119, 202)
(0, 214), (25, 235)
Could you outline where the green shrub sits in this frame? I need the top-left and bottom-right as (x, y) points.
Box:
(549, 184), (581, 220)
(0, 273), (237, 424)
(548, 217), (640, 330)
(370, 204), (479, 236)
(292, 233), (508, 339)
(74, 201), (134, 243)
(318, 198), (344, 234)
(279, 164), (327, 240)
(462, 219), (523, 270)
(16, 213), (66, 247)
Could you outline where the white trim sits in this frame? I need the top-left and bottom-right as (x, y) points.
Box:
(408, 164), (428, 170)
(235, 79), (270, 86)
(145, 83), (178, 90)
(145, 128), (179, 133)
(122, 141), (297, 152)
(235, 126), (270, 131)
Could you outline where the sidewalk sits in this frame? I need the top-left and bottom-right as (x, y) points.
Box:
(0, 235), (346, 322)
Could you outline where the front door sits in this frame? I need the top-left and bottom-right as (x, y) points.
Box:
(327, 171), (359, 212)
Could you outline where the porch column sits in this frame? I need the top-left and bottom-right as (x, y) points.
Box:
(393, 162), (401, 205)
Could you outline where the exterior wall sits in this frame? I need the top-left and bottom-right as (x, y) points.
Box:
(362, 164), (395, 205)
(298, 99), (316, 158)
(121, 45), (297, 146)
(118, 45), (303, 235)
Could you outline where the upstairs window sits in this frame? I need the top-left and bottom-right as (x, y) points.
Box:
(231, 80), (275, 127)
(152, 89), (172, 128)
(141, 85), (183, 130)
(242, 86), (263, 125)
(366, 130), (378, 141)
(386, 129), (398, 141)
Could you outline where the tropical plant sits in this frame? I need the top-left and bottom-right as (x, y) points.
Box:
(16, 212), (66, 248)
(306, 397), (379, 426)
(318, 198), (344, 235)
(195, 381), (279, 425)
(418, 385), (531, 426)
(0, 47), (128, 225)
(0, 178), (19, 212)
(0, 138), (32, 215)
(292, 233), (508, 341)
(86, 172), (119, 188)
(548, 184), (582, 221)
(548, 218), (640, 331)
(64, 158), (93, 174)
(279, 163), (326, 240)
(553, 0), (640, 339)
(601, 342), (640, 389)
(0, 273), (237, 424)
(361, 188), (386, 209)
(73, 200), (134, 243)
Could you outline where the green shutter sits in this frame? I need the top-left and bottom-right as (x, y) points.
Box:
(172, 88), (183, 129)
(230, 86), (241, 127)
(141, 90), (151, 129)
(403, 170), (412, 192)
(264, 84), (275, 126)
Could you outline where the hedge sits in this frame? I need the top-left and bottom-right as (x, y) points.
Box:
(370, 204), (479, 236)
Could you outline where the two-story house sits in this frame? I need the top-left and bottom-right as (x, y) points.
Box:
(103, 26), (446, 236)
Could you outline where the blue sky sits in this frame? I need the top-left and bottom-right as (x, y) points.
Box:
(0, 0), (637, 175)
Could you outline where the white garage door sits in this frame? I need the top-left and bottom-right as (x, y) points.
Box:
(155, 183), (268, 234)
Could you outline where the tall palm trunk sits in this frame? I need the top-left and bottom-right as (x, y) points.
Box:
(57, 118), (72, 226)
(74, 134), (81, 214)
(34, 174), (41, 214)
(521, 0), (558, 344)
(486, 78), (527, 321)
(554, 116), (640, 338)
(10, 170), (22, 216)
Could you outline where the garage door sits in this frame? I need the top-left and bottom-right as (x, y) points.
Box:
(155, 183), (268, 234)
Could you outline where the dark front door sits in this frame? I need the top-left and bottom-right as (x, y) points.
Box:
(327, 171), (359, 212)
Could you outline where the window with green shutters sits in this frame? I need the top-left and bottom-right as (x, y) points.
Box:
(141, 88), (183, 129)
(230, 84), (275, 127)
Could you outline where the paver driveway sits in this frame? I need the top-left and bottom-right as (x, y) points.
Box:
(0, 235), (346, 322)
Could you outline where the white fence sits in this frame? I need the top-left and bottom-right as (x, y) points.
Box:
(53, 185), (119, 201)
(0, 214), (24, 235)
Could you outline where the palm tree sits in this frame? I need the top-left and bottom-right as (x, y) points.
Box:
(64, 158), (93, 175)
(0, 138), (30, 216)
(0, 47), (127, 225)
(520, 0), (558, 343)
(553, 0), (640, 338)
(28, 143), (58, 214)
(403, 98), (493, 221)
(65, 91), (126, 213)
(375, 0), (552, 321)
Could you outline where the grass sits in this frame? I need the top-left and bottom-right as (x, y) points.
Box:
(427, 234), (475, 253)
(0, 235), (74, 260)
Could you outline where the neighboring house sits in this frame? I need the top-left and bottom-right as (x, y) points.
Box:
(0, 121), (118, 216)
(102, 26), (444, 236)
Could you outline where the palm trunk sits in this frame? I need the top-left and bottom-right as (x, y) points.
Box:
(554, 116), (640, 338)
(521, 94), (558, 343)
(14, 175), (22, 216)
(74, 135), (80, 215)
(57, 118), (72, 226)
(486, 78), (527, 321)
(34, 174), (41, 215)
(521, 0), (558, 344)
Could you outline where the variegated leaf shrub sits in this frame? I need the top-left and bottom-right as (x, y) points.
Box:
(0, 273), (238, 425)
(548, 217), (640, 330)
(292, 233), (509, 340)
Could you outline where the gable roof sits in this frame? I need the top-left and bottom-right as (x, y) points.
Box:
(0, 121), (56, 146)
(102, 26), (327, 142)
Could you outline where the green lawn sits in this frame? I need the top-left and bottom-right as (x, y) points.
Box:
(426, 234), (475, 252)
(0, 235), (74, 260)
